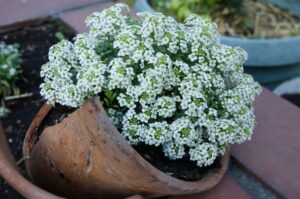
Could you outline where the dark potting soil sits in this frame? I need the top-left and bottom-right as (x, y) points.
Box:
(0, 20), (75, 199)
(282, 94), (300, 107)
(134, 144), (221, 181)
(37, 105), (75, 138)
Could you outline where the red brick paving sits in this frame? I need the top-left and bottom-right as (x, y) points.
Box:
(168, 174), (253, 199)
(0, 0), (108, 31)
(60, 2), (114, 33)
(232, 87), (300, 199)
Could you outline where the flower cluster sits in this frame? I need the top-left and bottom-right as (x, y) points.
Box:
(0, 42), (21, 118)
(40, 4), (261, 167)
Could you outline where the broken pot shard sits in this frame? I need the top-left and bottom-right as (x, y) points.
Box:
(23, 96), (230, 199)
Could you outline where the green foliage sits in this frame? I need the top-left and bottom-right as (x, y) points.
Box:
(55, 31), (66, 41)
(0, 42), (22, 97)
(103, 89), (118, 108)
(152, 0), (244, 21)
(222, 0), (244, 9)
(0, 42), (22, 118)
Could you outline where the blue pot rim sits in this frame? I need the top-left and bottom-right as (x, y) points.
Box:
(221, 35), (300, 43)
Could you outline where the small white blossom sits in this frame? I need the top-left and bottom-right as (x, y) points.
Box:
(142, 121), (171, 146)
(154, 96), (177, 118)
(208, 119), (238, 146)
(171, 117), (196, 145)
(189, 143), (218, 167)
(163, 141), (185, 160)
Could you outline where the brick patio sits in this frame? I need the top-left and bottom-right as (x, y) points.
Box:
(0, 0), (299, 199)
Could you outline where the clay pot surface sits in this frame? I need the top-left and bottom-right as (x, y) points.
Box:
(23, 97), (230, 199)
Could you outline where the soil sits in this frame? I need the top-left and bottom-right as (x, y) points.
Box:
(134, 144), (221, 181)
(282, 94), (300, 107)
(37, 105), (75, 138)
(0, 20), (75, 199)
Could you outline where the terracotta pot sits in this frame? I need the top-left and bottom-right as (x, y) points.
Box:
(23, 97), (230, 199)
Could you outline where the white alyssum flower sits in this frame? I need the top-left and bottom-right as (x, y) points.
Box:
(142, 121), (171, 146)
(154, 96), (178, 118)
(40, 3), (261, 167)
(163, 141), (185, 160)
(171, 117), (196, 145)
(189, 143), (218, 167)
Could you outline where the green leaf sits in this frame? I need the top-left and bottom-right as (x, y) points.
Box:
(103, 98), (110, 106)
(117, 66), (126, 74)
(1, 80), (10, 89)
(55, 32), (65, 41)
(178, 7), (191, 21)
(181, 127), (190, 137)
(154, 129), (163, 139)
(104, 89), (117, 102)
(141, 92), (149, 100)
(170, 0), (182, 11)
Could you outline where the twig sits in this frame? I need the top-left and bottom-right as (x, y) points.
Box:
(4, 93), (33, 101)
(16, 155), (30, 166)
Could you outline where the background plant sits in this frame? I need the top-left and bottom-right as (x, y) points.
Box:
(40, 4), (261, 167)
(152, 0), (243, 22)
(151, 0), (300, 38)
(0, 42), (22, 118)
